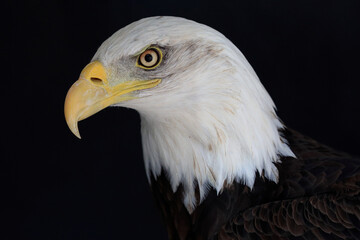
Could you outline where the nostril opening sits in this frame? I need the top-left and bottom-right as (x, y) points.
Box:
(90, 77), (104, 85)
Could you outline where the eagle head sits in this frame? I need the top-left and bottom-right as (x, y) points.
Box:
(65, 16), (294, 212)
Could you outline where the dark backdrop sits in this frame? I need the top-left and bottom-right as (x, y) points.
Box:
(8, 1), (360, 239)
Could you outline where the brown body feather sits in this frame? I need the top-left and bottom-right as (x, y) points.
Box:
(150, 128), (360, 240)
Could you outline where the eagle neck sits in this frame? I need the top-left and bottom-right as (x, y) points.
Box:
(139, 98), (295, 212)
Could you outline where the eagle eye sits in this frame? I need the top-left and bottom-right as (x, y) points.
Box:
(137, 47), (162, 69)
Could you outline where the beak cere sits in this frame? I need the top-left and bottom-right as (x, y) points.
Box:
(64, 61), (161, 139)
(64, 61), (111, 139)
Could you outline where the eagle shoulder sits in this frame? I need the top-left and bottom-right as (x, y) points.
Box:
(150, 128), (360, 240)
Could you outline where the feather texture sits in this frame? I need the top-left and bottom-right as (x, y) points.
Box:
(151, 129), (360, 240)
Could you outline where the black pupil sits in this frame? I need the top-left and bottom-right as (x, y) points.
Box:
(145, 54), (153, 62)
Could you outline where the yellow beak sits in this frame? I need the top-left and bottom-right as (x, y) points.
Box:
(64, 61), (161, 139)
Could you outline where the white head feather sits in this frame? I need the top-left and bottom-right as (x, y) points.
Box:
(92, 16), (295, 212)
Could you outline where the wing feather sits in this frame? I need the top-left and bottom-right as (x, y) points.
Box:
(222, 193), (360, 239)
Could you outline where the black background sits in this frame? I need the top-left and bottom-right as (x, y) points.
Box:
(8, 0), (360, 239)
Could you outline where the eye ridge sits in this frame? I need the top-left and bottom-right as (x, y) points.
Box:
(136, 47), (163, 70)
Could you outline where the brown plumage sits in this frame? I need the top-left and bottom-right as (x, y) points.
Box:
(150, 128), (360, 240)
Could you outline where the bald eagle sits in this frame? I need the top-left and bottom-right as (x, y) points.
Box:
(64, 17), (360, 239)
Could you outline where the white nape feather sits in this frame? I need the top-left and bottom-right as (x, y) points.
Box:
(92, 16), (295, 212)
